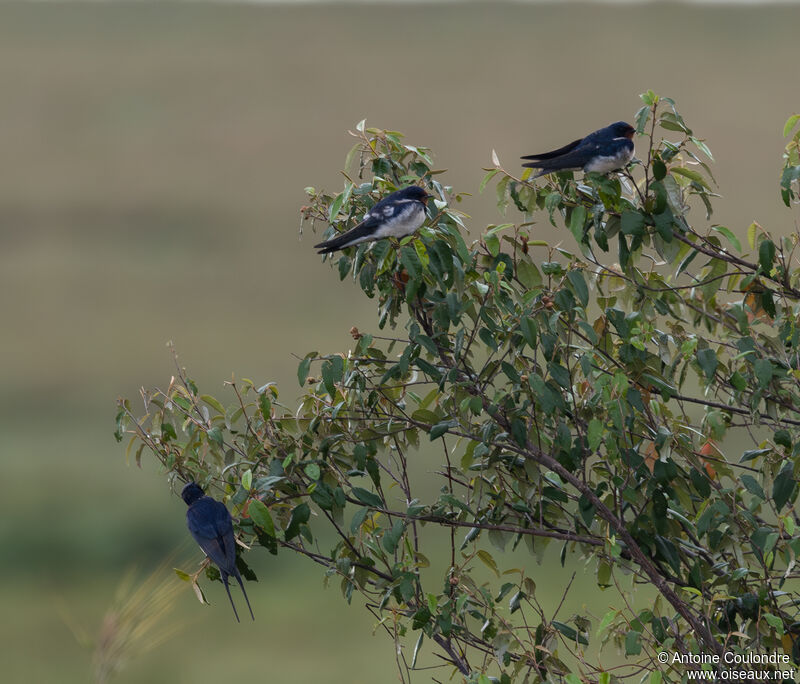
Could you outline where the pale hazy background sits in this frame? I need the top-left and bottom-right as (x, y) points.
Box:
(2, 2), (798, 682)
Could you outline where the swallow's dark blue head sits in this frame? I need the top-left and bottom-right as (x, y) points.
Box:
(181, 482), (205, 506)
(399, 186), (429, 202)
(608, 121), (635, 139)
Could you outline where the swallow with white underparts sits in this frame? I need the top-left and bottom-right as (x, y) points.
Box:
(521, 121), (635, 178)
(314, 185), (429, 255)
(181, 482), (255, 622)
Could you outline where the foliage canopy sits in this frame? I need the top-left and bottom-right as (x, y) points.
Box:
(117, 93), (800, 683)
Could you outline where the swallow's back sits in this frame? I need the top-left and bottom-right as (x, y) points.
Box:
(186, 496), (236, 574)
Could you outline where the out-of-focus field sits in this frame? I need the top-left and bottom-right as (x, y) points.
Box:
(1, 2), (799, 682)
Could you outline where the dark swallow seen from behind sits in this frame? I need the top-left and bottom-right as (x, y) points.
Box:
(314, 185), (429, 254)
(181, 482), (255, 622)
(521, 121), (635, 178)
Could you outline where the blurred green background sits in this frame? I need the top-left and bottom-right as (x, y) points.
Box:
(2, 1), (798, 681)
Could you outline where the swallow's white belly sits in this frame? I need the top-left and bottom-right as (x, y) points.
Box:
(372, 202), (427, 239)
(583, 144), (634, 174)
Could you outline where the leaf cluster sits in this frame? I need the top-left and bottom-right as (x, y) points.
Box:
(117, 94), (800, 682)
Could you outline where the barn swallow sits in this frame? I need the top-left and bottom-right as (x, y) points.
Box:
(181, 482), (255, 622)
(314, 185), (429, 254)
(521, 121), (635, 178)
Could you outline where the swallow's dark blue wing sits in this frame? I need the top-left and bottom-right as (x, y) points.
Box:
(522, 141), (598, 172)
(521, 137), (583, 162)
(314, 214), (382, 254)
(186, 497), (236, 574)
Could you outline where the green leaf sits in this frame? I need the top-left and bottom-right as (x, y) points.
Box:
(759, 239), (776, 274)
(411, 607), (431, 630)
(446, 292), (461, 324)
(621, 210), (646, 237)
(640, 90), (657, 106)
(566, 270), (589, 308)
(412, 408), (441, 425)
(784, 114), (800, 138)
(207, 426), (224, 447)
(476, 549), (499, 577)
(568, 205), (588, 243)
(747, 222), (759, 249)
(740, 447), (771, 463)
(653, 209), (674, 243)
(496, 175), (510, 212)
(552, 621), (588, 645)
(414, 333), (438, 358)
(297, 356), (313, 386)
(597, 610), (617, 636)
(415, 358), (441, 380)
(328, 190), (346, 222)
(248, 499), (275, 537)
(284, 503), (310, 541)
(352, 487), (384, 509)
(484, 233), (500, 257)
(304, 463), (321, 481)
(429, 420), (455, 440)
(676, 245), (699, 276)
(751, 529), (779, 560)
(517, 260), (542, 290)
(660, 111), (690, 134)
(587, 419), (603, 451)
(764, 612), (784, 635)
(624, 630), (642, 655)
(511, 419), (528, 447)
(773, 464), (796, 511)
(741, 475), (765, 500)
(696, 348), (718, 380)
(753, 359), (773, 388)
(479, 168), (500, 193)
(711, 225), (741, 252)
(200, 394), (225, 415)
(655, 535), (681, 575)
(597, 560), (611, 587)
(400, 245), (422, 280)
(411, 632), (424, 668)
(775, 429), (792, 449)
(258, 392), (272, 421)
(350, 507), (368, 534)
(310, 482), (335, 511)
(519, 317), (537, 348)
(671, 166), (711, 190)
(701, 257), (727, 301)
(322, 355), (344, 397)
(382, 519), (404, 553)
(548, 362), (571, 389)
(634, 104), (650, 132)
(254, 475), (284, 494)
